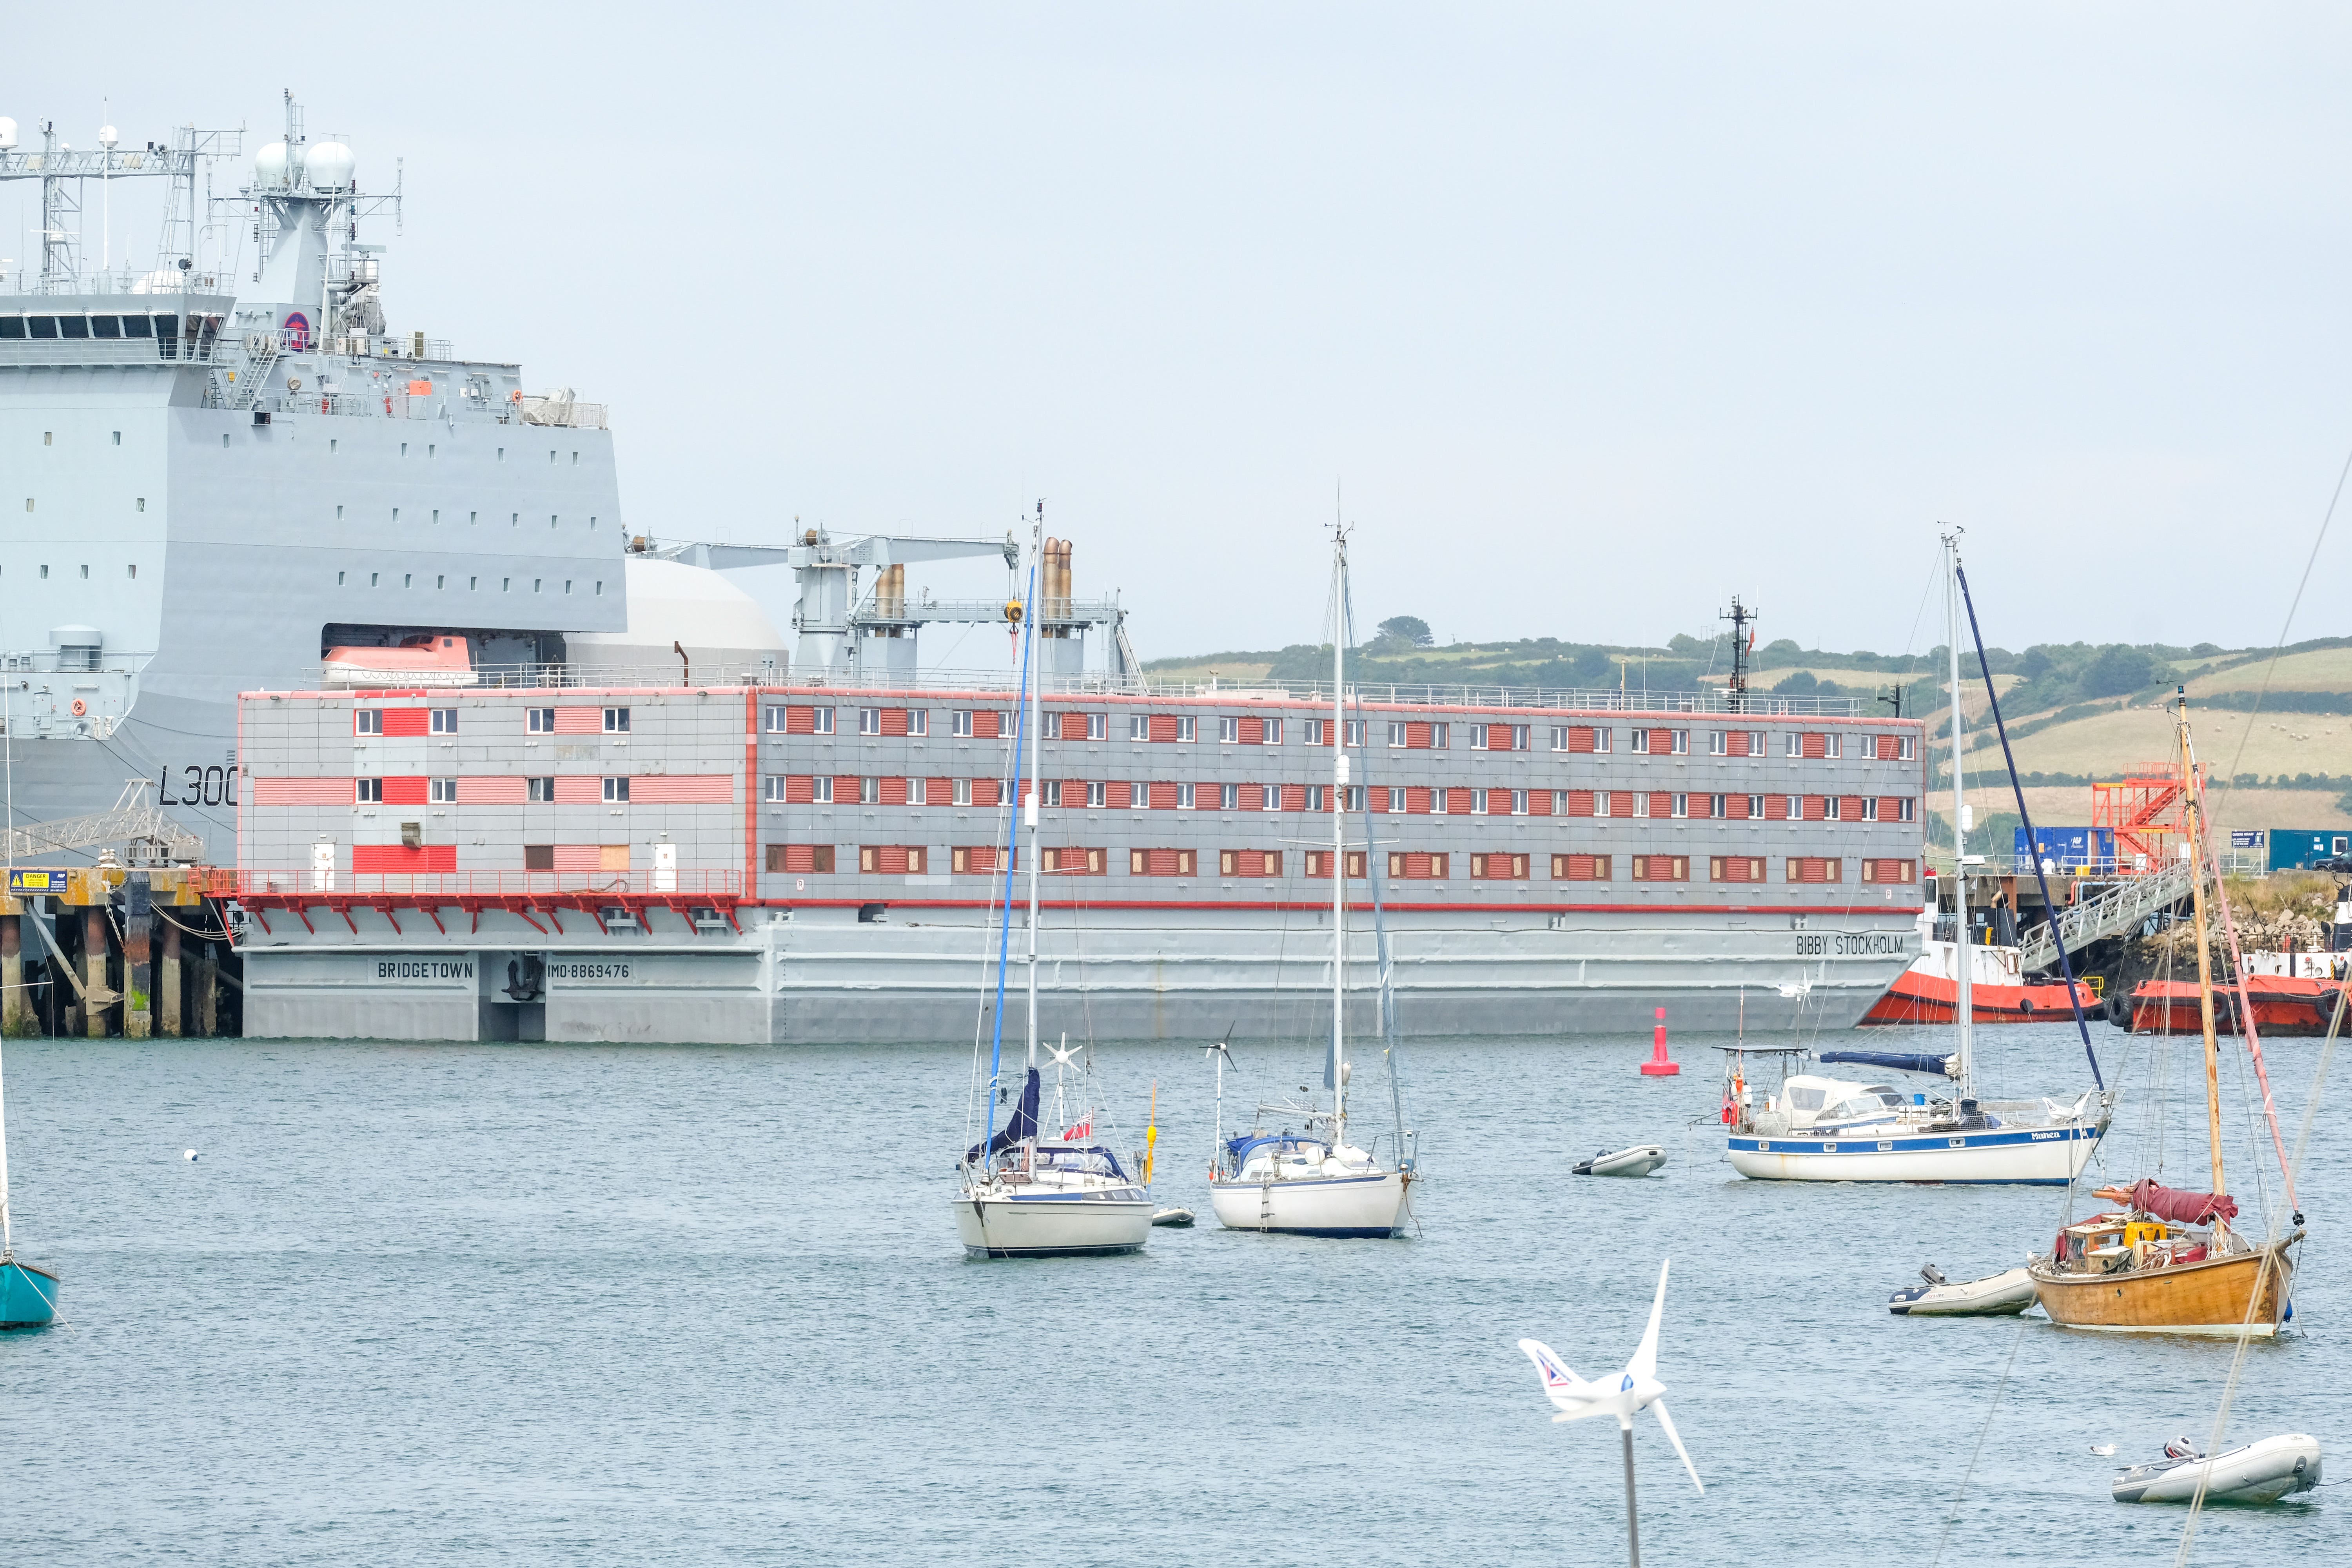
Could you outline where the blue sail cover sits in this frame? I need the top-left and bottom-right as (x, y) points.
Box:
(1818, 1050), (1958, 1078)
(968, 1068), (1041, 1161)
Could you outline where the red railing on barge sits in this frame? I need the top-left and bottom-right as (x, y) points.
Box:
(196, 869), (746, 940)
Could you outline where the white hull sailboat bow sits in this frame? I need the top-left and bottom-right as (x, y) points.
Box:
(1727, 1122), (2100, 1184)
(954, 1189), (1156, 1258)
(1207, 1168), (1406, 1238)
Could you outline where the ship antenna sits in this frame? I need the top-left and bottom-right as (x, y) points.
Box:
(1718, 595), (1757, 713)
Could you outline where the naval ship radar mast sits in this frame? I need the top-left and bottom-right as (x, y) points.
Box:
(1720, 595), (1758, 713)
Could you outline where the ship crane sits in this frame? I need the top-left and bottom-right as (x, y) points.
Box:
(630, 526), (1136, 685)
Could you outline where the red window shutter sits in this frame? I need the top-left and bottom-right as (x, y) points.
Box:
(1878, 796), (1903, 822)
(787, 707), (815, 733)
(1147, 715), (1175, 742)
(873, 846), (909, 875)
(1763, 796), (1786, 821)
(880, 777), (908, 806)
(1648, 728), (1671, 753)
(1238, 716), (1263, 744)
(831, 774), (859, 804)
(1803, 796), (1826, 821)
(1150, 781), (1179, 810)
(1406, 722), (1432, 749)
(975, 779), (1001, 807)
(1402, 851), (1430, 878)
(1528, 791), (1554, 817)
(1728, 732), (1749, 757)
(880, 709), (909, 737)
(381, 776), (428, 805)
(352, 844), (456, 873)
(1648, 791), (1673, 818)
(1318, 724), (1335, 747)
(785, 775), (814, 804)
(973, 711), (1001, 739)
(1840, 795), (1864, 820)
(381, 708), (429, 737)
(1565, 790), (1593, 817)
(1801, 733), (1826, 759)
(1609, 791), (1634, 817)
(1564, 726), (1590, 753)
(1406, 787), (1431, 814)
(1447, 787), (1472, 815)
(1281, 784), (1307, 811)
(1146, 848), (1178, 875)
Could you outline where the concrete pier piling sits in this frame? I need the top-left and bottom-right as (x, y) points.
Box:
(161, 918), (183, 1038)
(84, 906), (109, 1038)
(1, 910), (25, 1037)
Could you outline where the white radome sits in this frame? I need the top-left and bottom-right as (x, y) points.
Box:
(100, 124), (118, 149)
(254, 140), (292, 187)
(566, 557), (789, 678)
(0, 118), (18, 151)
(306, 141), (355, 190)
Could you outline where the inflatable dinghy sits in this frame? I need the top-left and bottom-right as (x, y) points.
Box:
(2112, 1434), (2321, 1504)
(1151, 1208), (1195, 1228)
(1888, 1263), (2037, 1316)
(1572, 1145), (1667, 1177)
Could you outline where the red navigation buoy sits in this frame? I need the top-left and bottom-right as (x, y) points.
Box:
(1641, 1005), (1681, 1076)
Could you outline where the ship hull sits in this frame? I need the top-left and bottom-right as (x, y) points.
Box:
(2031, 1241), (2295, 1336)
(1206, 1171), (1406, 1236)
(952, 1194), (1154, 1258)
(1726, 1122), (2101, 1184)
(237, 902), (1919, 1044)
(1859, 964), (2094, 1025)
(0, 1259), (60, 1329)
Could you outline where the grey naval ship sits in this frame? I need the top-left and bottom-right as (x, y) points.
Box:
(5, 98), (1925, 1045)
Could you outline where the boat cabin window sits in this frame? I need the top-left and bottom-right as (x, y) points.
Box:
(1787, 1087), (1827, 1112)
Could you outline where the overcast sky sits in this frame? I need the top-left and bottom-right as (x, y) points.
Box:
(9, 5), (2351, 664)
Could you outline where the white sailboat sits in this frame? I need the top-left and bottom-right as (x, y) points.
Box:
(1207, 528), (1412, 1237)
(1724, 532), (2109, 1183)
(954, 516), (1154, 1259)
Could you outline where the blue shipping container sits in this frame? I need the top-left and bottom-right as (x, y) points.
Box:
(2013, 825), (2116, 871)
(2269, 829), (2351, 872)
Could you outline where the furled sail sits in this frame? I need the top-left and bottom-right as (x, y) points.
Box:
(1818, 1050), (1957, 1078)
(967, 1068), (1041, 1162)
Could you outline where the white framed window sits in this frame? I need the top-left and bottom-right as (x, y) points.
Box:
(813, 777), (834, 804)
(1178, 782), (1196, 809)
(1748, 731), (1766, 755)
(1900, 798), (1916, 822)
(1087, 780), (1107, 809)
(430, 708), (457, 735)
(1042, 780), (1063, 807)
(1220, 782), (1239, 809)
(1749, 794), (1766, 818)
(1261, 784), (1281, 810)
(1388, 787), (1406, 812)
(1552, 789), (1568, 814)
(1306, 784), (1326, 812)
(1127, 781), (1147, 808)
(1785, 732), (1802, 757)
(1130, 714), (1151, 741)
(1897, 735), (1914, 760)
(1306, 719), (1325, 745)
(1632, 729), (1651, 754)
(764, 706), (788, 733)
(1551, 726), (1570, 752)
(1471, 788), (1490, 815)
(604, 707), (630, 734)
(1343, 785), (1365, 811)
(1670, 730), (1688, 755)
(356, 709), (384, 736)
(907, 778), (928, 806)
(1633, 793), (1650, 818)
(429, 777), (457, 803)
(1263, 718), (1283, 745)
(1511, 788), (1528, 815)
(908, 709), (928, 737)
(1470, 724), (1491, 751)
(1220, 716), (1238, 743)
(1862, 797), (1879, 821)
(1388, 721), (1407, 748)
(603, 777), (631, 802)
(357, 777), (384, 802)
(527, 708), (554, 734)
(1671, 792), (1688, 818)
(859, 777), (880, 805)
(1176, 716), (1196, 743)
(763, 774), (787, 802)
(527, 777), (555, 802)
(954, 777), (974, 806)
(1824, 733), (1842, 759)
(1508, 724), (1530, 751)
(812, 708), (835, 736)
(1596, 792), (1613, 817)
(859, 707), (881, 736)
(1344, 720), (1366, 746)
(1086, 713), (1107, 741)
(1432, 788), (1450, 815)
(1594, 728), (1611, 754)
(1709, 793), (1726, 818)
(953, 710), (975, 738)
(1430, 723), (1448, 748)
(1710, 730), (1727, 756)
(1786, 795), (1802, 818)
(1826, 795), (1842, 820)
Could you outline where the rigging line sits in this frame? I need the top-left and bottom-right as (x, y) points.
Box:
(2217, 433), (2352, 811)
(2173, 988), (2341, 1565)
(1927, 1318), (2029, 1568)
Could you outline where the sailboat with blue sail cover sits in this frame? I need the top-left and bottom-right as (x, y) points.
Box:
(0, 1037), (59, 1329)
(1722, 532), (2112, 1183)
(953, 515), (1154, 1259)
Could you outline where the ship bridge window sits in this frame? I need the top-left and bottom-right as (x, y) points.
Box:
(91, 316), (121, 339)
(27, 317), (58, 339)
(0, 318), (24, 340)
(59, 317), (88, 339)
(122, 315), (151, 339)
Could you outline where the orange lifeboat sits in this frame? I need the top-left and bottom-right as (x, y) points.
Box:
(321, 634), (479, 689)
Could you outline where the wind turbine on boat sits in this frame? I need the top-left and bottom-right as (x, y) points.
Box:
(1518, 1259), (1701, 1568)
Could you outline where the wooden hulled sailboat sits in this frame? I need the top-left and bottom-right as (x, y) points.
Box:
(2029, 689), (2305, 1335)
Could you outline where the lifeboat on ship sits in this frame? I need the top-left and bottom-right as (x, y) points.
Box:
(1861, 906), (2094, 1025)
(321, 635), (479, 688)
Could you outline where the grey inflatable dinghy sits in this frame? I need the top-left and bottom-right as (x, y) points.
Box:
(2112, 1434), (2321, 1504)
(1887, 1263), (2037, 1316)
(1572, 1145), (1667, 1177)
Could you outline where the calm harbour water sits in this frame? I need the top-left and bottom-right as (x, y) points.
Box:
(2, 1019), (2344, 1565)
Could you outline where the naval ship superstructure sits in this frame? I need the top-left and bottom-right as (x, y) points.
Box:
(0, 97), (624, 862)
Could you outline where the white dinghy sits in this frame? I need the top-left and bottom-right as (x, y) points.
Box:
(1574, 1145), (1668, 1178)
(2111, 1434), (2321, 1504)
(1887, 1263), (2036, 1317)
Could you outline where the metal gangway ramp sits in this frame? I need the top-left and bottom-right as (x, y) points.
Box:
(2016, 860), (2198, 976)
(1, 780), (206, 864)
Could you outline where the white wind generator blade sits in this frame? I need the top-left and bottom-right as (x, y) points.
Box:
(1628, 1258), (1670, 1380)
(1517, 1338), (1583, 1413)
(1648, 1397), (1704, 1494)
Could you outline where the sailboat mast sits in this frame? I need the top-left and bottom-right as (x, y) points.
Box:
(1943, 533), (1973, 1095)
(1025, 510), (1044, 1078)
(1331, 529), (1349, 1149)
(2176, 687), (2227, 1200)
(0, 1038), (13, 1256)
